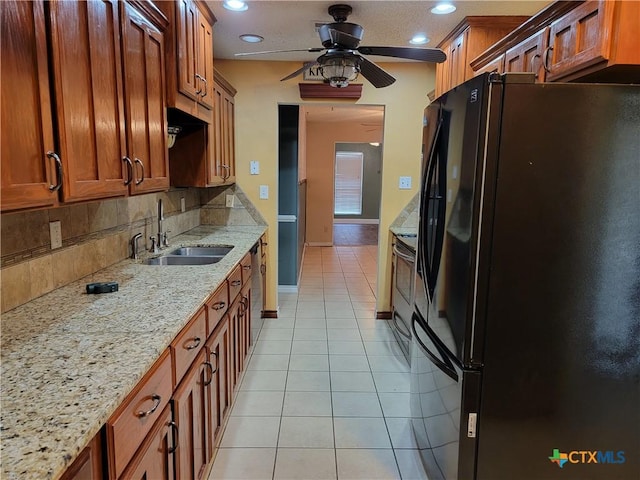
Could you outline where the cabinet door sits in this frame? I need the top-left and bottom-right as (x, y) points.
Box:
(449, 31), (468, 89)
(59, 432), (103, 480)
(119, 405), (176, 480)
(206, 316), (231, 459)
(0, 0), (58, 212)
(173, 349), (210, 480)
(121, 2), (169, 195)
(228, 295), (242, 392)
(196, 9), (214, 109)
(505, 28), (548, 81)
(474, 54), (504, 76)
(240, 284), (251, 360)
(211, 83), (236, 183)
(48, 0), (129, 202)
(176, 0), (199, 101)
(546, 0), (609, 81)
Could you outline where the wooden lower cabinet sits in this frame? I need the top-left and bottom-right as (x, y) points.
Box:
(119, 405), (176, 480)
(205, 315), (231, 457)
(60, 432), (104, 480)
(173, 349), (210, 480)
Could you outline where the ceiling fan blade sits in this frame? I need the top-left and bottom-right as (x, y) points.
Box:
(358, 56), (396, 88)
(235, 47), (325, 57)
(357, 46), (446, 63)
(281, 62), (320, 82)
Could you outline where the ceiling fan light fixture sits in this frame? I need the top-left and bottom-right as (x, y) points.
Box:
(410, 34), (430, 45)
(431, 3), (456, 15)
(223, 0), (248, 12)
(321, 57), (360, 88)
(240, 34), (264, 43)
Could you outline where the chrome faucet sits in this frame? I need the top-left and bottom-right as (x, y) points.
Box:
(157, 198), (164, 249)
(130, 233), (143, 259)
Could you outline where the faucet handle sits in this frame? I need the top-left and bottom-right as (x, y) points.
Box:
(149, 236), (158, 253)
(162, 231), (171, 247)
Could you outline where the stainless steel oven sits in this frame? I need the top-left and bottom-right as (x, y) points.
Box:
(391, 234), (416, 362)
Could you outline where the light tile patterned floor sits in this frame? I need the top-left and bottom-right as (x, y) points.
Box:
(209, 246), (429, 480)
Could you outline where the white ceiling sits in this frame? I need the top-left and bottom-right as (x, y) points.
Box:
(207, 0), (551, 62)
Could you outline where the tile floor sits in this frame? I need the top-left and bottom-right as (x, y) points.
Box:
(209, 246), (429, 480)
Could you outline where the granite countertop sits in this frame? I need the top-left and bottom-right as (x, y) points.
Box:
(0, 225), (266, 480)
(389, 226), (418, 237)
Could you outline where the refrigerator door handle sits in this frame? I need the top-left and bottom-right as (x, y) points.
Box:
(412, 312), (459, 382)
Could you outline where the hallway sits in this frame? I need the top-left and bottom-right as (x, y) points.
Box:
(209, 246), (429, 479)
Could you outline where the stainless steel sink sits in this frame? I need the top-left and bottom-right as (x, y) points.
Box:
(144, 255), (223, 266)
(168, 246), (233, 256)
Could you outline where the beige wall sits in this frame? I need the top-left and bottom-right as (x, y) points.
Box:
(306, 119), (383, 244)
(215, 59), (434, 313)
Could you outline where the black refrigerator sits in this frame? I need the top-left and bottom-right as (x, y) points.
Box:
(410, 73), (639, 480)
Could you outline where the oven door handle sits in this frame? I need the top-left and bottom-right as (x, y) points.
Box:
(393, 244), (416, 263)
(392, 311), (412, 339)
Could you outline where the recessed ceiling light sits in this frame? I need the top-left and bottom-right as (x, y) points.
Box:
(240, 34), (264, 43)
(431, 3), (456, 15)
(223, 0), (248, 12)
(410, 34), (430, 45)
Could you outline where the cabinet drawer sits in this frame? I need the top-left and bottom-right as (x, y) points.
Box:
(207, 280), (229, 335)
(106, 349), (172, 479)
(228, 264), (242, 301)
(240, 252), (252, 285)
(172, 306), (207, 386)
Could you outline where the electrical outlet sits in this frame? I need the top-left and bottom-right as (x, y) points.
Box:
(399, 176), (412, 189)
(259, 185), (269, 199)
(180, 197), (186, 212)
(225, 194), (235, 207)
(250, 160), (260, 175)
(50, 221), (62, 249)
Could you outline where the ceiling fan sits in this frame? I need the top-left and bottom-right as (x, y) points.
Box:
(235, 3), (446, 88)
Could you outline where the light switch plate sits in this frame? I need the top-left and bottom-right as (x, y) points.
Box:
(259, 185), (269, 199)
(225, 194), (235, 207)
(399, 176), (412, 189)
(50, 221), (62, 249)
(250, 160), (260, 175)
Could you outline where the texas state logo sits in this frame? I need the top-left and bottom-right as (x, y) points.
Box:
(549, 448), (626, 468)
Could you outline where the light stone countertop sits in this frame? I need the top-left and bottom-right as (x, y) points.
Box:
(389, 226), (418, 237)
(0, 225), (266, 480)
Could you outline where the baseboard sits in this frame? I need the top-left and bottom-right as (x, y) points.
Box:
(307, 242), (332, 247)
(376, 311), (392, 319)
(334, 218), (380, 224)
(261, 310), (278, 318)
(278, 285), (298, 293)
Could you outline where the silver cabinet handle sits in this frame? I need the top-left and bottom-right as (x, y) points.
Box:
(184, 337), (201, 350)
(195, 73), (204, 95)
(200, 76), (207, 98)
(543, 46), (553, 73)
(218, 164), (230, 181)
(134, 158), (145, 185)
(240, 295), (249, 315)
(136, 393), (161, 417)
(260, 264), (266, 275)
(123, 157), (133, 186)
(230, 280), (241, 287)
(168, 421), (179, 453)
(211, 301), (226, 311)
(530, 53), (541, 79)
(209, 351), (218, 374)
(46, 151), (63, 192)
(203, 361), (214, 386)
(242, 265), (251, 271)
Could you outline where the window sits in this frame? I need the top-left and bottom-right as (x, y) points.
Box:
(334, 151), (363, 215)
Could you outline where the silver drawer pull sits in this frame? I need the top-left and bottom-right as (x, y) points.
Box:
(211, 301), (226, 311)
(203, 361), (214, 386)
(242, 265), (251, 270)
(136, 394), (161, 418)
(231, 280), (241, 287)
(185, 337), (201, 350)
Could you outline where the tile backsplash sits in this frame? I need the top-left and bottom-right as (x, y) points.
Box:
(1, 188), (202, 313)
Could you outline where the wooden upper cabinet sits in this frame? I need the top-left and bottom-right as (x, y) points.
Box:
(472, 1), (640, 83)
(435, 16), (528, 98)
(504, 28), (548, 81)
(48, 0), (129, 203)
(175, 0), (214, 109)
(0, 0), (58, 212)
(212, 73), (237, 185)
(121, 1), (170, 194)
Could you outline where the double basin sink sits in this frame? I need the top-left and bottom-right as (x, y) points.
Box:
(145, 246), (233, 266)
